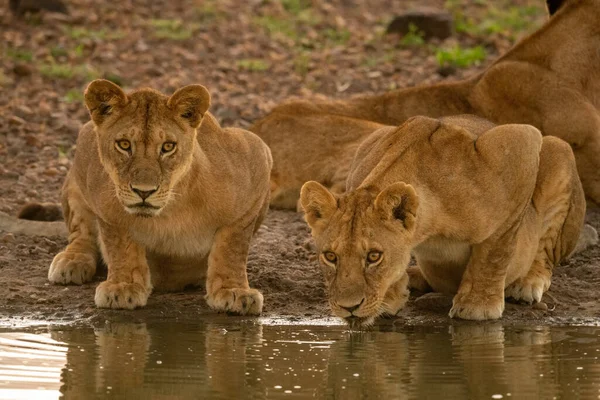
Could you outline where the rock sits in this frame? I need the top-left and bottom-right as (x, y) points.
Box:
(8, 116), (26, 126)
(145, 67), (164, 77)
(24, 134), (41, 147)
(1, 233), (16, 243)
(533, 302), (548, 311)
(386, 9), (454, 41)
(437, 65), (457, 77)
(413, 292), (453, 313)
(43, 167), (59, 176)
(14, 105), (34, 119)
(0, 211), (68, 237)
(570, 224), (599, 256)
(12, 64), (32, 77)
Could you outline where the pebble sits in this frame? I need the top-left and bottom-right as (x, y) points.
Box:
(25, 134), (41, 147)
(1, 233), (16, 243)
(533, 302), (548, 311)
(44, 167), (59, 176)
(14, 105), (34, 118)
(8, 116), (26, 126)
(12, 64), (32, 77)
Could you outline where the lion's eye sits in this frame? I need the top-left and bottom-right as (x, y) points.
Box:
(366, 251), (382, 264)
(323, 251), (338, 264)
(161, 142), (176, 153)
(116, 140), (131, 151)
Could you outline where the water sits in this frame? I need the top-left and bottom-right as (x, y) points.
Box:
(1, 318), (600, 399)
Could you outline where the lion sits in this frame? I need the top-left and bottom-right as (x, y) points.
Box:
(300, 115), (585, 327)
(47, 79), (272, 314)
(252, 0), (600, 207)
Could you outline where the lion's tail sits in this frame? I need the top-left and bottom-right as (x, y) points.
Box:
(17, 202), (63, 222)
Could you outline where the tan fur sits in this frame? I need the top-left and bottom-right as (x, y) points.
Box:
(252, 0), (600, 207)
(48, 79), (272, 315)
(300, 115), (585, 326)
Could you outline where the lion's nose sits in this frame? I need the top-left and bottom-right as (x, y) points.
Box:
(339, 298), (365, 314)
(131, 184), (158, 200)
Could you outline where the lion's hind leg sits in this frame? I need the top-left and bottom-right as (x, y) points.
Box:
(505, 137), (586, 303)
(48, 177), (100, 285)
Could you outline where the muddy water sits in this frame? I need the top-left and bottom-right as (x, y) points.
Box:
(1, 318), (600, 399)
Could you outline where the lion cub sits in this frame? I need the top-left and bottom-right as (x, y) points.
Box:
(301, 115), (585, 327)
(48, 80), (272, 315)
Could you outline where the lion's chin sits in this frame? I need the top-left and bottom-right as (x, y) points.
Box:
(124, 204), (163, 217)
(343, 315), (376, 330)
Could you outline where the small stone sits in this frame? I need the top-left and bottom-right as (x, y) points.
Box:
(25, 189), (39, 197)
(145, 67), (164, 77)
(437, 65), (457, 77)
(413, 292), (453, 313)
(2, 170), (19, 179)
(386, 9), (454, 41)
(8, 116), (26, 126)
(44, 167), (59, 176)
(533, 302), (548, 311)
(24, 134), (41, 147)
(1, 233), (16, 243)
(13, 64), (32, 77)
(14, 105), (33, 118)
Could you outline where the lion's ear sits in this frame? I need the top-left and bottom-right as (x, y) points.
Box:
(300, 181), (338, 232)
(84, 79), (128, 127)
(168, 84), (211, 128)
(546, 0), (567, 15)
(374, 182), (419, 231)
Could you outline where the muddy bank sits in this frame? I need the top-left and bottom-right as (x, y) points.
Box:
(1, 208), (599, 328)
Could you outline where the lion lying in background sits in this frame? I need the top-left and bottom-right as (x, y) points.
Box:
(252, 0), (600, 207)
(48, 80), (272, 314)
(301, 115), (585, 327)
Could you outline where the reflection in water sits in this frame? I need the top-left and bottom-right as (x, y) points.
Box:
(0, 333), (67, 400)
(1, 321), (600, 399)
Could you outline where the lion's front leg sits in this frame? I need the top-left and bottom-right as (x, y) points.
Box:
(94, 222), (152, 309)
(449, 227), (519, 320)
(205, 216), (263, 316)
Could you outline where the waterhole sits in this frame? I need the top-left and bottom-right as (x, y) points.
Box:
(1, 318), (599, 399)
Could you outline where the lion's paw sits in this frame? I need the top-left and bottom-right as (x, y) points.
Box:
(449, 292), (504, 320)
(381, 274), (410, 316)
(206, 288), (263, 315)
(48, 251), (96, 285)
(95, 281), (150, 309)
(505, 274), (550, 304)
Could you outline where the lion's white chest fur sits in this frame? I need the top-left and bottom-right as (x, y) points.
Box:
(130, 216), (215, 258)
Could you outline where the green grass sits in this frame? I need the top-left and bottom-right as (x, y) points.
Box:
(196, 2), (222, 22)
(362, 51), (395, 68)
(435, 45), (487, 68)
(63, 88), (84, 103)
(399, 23), (425, 46)
(279, 0), (311, 14)
(237, 59), (271, 72)
(6, 48), (33, 62)
(323, 28), (351, 45)
(39, 63), (100, 80)
(294, 52), (311, 76)
(150, 19), (198, 40)
(447, 1), (544, 40)
(62, 26), (125, 40)
(254, 16), (298, 40)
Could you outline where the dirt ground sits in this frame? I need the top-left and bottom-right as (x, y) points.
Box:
(1, 0), (599, 327)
